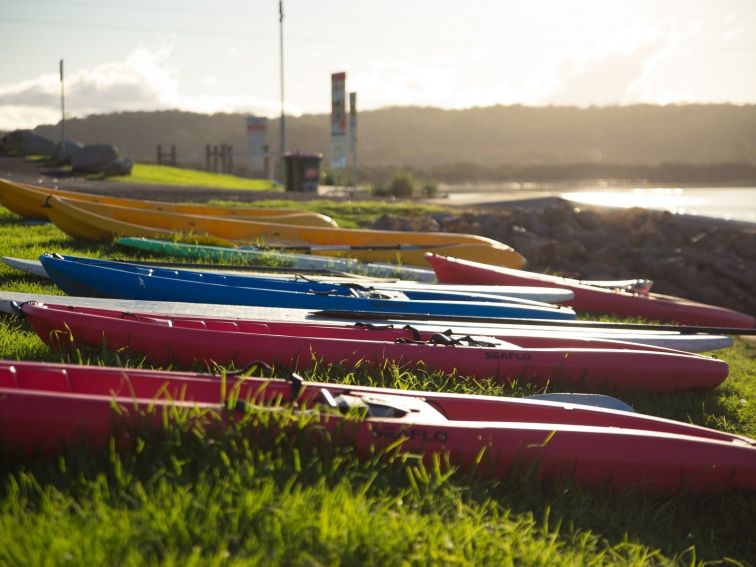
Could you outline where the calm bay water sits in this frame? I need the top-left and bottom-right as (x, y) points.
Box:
(561, 187), (756, 224)
(441, 186), (756, 225)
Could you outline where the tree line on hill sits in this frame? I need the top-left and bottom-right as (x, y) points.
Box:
(27, 104), (756, 184)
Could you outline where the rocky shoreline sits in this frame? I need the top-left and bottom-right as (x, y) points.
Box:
(374, 201), (756, 317)
(2, 155), (754, 318)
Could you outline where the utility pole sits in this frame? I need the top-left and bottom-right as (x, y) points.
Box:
(349, 91), (357, 186)
(59, 59), (65, 143)
(279, 0), (285, 159)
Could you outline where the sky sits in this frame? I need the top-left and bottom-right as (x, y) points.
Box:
(1, 0), (755, 130)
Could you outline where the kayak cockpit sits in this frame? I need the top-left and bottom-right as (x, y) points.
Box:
(313, 389), (448, 423)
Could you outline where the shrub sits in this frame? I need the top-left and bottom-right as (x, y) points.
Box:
(386, 171), (416, 197)
(422, 182), (439, 198)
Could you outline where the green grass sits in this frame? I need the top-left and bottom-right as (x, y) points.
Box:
(100, 161), (452, 227)
(107, 163), (279, 191)
(0, 208), (755, 565)
(207, 198), (451, 228)
(23, 154), (51, 162)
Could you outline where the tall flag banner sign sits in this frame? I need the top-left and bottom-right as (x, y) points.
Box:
(349, 91), (357, 171)
(246, 116), (268, 172)
(330, 72), (348, 170)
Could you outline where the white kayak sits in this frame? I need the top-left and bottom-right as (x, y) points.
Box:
(0, 290), (733, 353)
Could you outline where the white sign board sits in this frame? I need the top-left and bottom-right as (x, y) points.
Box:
(330, 72), (348, 170)
(246, 116), (267, 172)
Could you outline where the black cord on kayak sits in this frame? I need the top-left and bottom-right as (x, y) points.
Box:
(354, 321), (396, 331)
(224, 361), (305, 400)
(286, 372), (304, 399)
(233, 399), (249, 414)
(307, 288), (341, 296)
(401, 324), (422, 340)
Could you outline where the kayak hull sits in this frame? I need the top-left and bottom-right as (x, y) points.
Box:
(5, 253), (574, 304)
(0, 290), (733, 352)
(1, 361), (753, 492)
(38, 254), (576, 321)
(44, 196), (526, 268)
(38, 254), (557, 308)
(116, 237), (441, 283)
(0, 177), (337, 227)
(427, 254), (756, 328)
(22, 302), (729, 391)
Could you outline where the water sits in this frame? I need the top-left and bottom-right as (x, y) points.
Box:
(441, 186), (756, 225)
(561, 187), (756, 224)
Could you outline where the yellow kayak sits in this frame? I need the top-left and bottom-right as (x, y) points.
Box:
(0, 177), (337, 228)
(45, 196), (526, 268)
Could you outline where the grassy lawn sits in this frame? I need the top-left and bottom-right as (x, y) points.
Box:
(207, 198), (451, 228)
(108, 163), (279, 191)
(0, 209), (754, 565)
(99, 161), (451, 227)
(21, 158), (452, 227)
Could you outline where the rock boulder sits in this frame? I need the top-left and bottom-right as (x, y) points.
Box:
(377, 200), (756, 317)
(0, 130), (56, 155)
(71, 144), (119, 173)
(51, 139), (83, 165)
(102, 157), (133, 177)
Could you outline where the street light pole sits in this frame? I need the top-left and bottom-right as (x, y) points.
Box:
(59, 59), (65, 144)
(279, 0), (285, 159)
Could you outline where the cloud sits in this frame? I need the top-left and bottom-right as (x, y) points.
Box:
(535, 24), (673, 105)
(347, 24), (681, 110)
(0, 46), (293, 130)
(0, 46), (178, 122)
(350, 57), (467, 110)
(0, 106), (61, 132)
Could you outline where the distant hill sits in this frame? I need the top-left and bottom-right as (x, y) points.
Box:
(31, 104), (756, 183)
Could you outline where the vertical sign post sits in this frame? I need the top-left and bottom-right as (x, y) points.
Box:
(349, 91), (357, 185)
(59, 59), (65, 144)
(330, 72), (348, 183)
(246, 116), (268, 176)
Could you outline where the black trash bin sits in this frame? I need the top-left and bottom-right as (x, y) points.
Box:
(282, 152), (323, 192)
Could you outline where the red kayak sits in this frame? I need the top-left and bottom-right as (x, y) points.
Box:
(1, 360), (754, 492)
(426, 254), (756, 328)
(22, 302), (729, 391)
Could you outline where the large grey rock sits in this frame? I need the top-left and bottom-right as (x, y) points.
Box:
(0, 130), (25, 151)
(51, 139), (83, 165)
(71, 144), (119, 173)
(102, 157), (133, 177)
(371, 212), (439, 232)
(0, 129), (55, 155)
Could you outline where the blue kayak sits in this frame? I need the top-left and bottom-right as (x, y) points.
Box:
(39, 254), (577, 321)
(45, 255), (555, 308)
